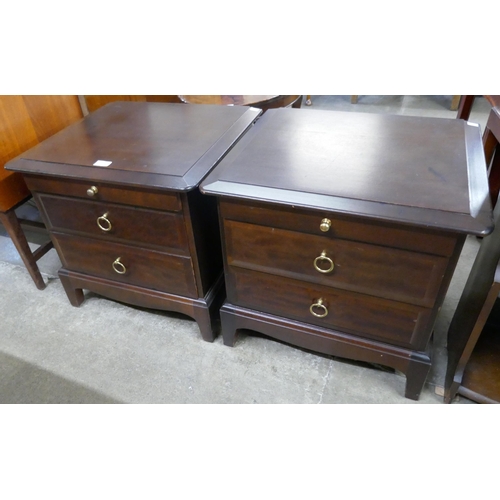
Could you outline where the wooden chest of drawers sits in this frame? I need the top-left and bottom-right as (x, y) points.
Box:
(6, 102), (261, 341)
(201, 108), (494, 399)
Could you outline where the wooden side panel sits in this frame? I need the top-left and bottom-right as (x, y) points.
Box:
(84, 95), (183, 113)
(0, 95), (83, 211)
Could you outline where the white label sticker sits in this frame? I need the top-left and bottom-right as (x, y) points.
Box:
(93, 160), (113, 167)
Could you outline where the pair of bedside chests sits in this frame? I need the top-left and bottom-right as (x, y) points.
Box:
(6, 102), (493, 400)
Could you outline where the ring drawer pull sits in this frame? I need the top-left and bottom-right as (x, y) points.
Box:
(87, 186), (98, 197)
(112, 257), (127, 274)
(314, 251), (335, 274)
(320, 218), (331, 232)
(97, 212), (112, 232)
(310, 298), (328, 318)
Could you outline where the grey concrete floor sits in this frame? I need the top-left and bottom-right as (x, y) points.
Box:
(0, 95), (491, 404)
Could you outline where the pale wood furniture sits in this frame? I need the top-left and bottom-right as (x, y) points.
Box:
(0, 95), (83, 289)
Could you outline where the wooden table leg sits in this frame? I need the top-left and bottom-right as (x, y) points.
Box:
(0, 209), (48, 290)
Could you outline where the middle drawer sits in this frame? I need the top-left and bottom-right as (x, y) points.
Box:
(224, 220), (448, 308)
(37, 194), (189, 254)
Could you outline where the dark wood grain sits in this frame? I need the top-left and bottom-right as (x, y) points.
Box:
(25, 174), (182, 211)
(37, 193), (188, 253)
(224, 219), (448, 308)
(7, 102), (261, 191)
(52, 231), (198, 298)
(205, 108), (488, 399)
(226, 267), (432, 350)
(220, 199), (458, 257)
(202, 108), (493, 236)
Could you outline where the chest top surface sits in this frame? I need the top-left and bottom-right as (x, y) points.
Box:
(6, 102), (261, 192)
(201, 108), (493, 235)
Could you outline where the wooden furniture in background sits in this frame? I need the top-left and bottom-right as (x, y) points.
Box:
(178, 95), (302, 111)
(201, 108), (493, 400)
(7, 102), (260, 340)
(0, 95), (83, 289)
(445, 196), (500, 403)
(82, 95), (183, 114)
(457, 96), (500, 207)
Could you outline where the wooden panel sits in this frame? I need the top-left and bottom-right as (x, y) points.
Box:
(220, 200), (458, 257)
(37, 194), (189, 253)
(226, 268), (432, 350)
(84, 95), (183, 113)
(0, 95), (83, 211)
(26, 175), (182, 212)
(224, 220), (448, 307)
(53, 232), (198, 298)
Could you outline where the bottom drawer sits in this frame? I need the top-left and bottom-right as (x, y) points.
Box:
(226, 268), (432, 349)
(53, 232), (198, 298)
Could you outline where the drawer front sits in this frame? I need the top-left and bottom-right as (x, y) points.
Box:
(53, 232), (198, 298)
(38, 194), (189, 254)
(224, 220), (448, 307)
(226, 268), (431, 350)
(220, 200), (457, 257)
(25, 174), (181, 211)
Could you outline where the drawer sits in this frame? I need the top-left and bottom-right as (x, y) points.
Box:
(224, 220), (448, 308)
(38, 194), (189, 254)
(220, 200), (457, 257)
(52, 232), (198, 298)
(226, 268), (432, 350)
(25, 174), (181, 212)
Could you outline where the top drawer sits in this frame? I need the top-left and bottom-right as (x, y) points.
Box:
(24, 174), (181, 212)
(220, 200), (458, 257)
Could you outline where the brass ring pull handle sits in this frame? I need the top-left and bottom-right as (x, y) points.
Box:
(112, 257), (126, 274)
(314, 251), (335, 274)
(310, 298), (328, 318)
(87, 186), (98, 197)
(97, 212), (112, 232)
(320, 218), (331, 232)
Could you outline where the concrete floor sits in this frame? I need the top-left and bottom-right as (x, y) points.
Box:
(0, 95), (492, 404)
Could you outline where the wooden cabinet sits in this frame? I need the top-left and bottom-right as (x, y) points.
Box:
(7, 101), (261, 341)
(201, 108), (493, 399)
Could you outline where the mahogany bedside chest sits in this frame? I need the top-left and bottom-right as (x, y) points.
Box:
(201, 108), (493, 399)
(6, 101), (261, 341)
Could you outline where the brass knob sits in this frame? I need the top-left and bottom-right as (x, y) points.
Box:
(310, 298), (328, 318)
(87, 186), (98, 197)
(112, 257), (126, 274)
(97, 212), (112, 232)
(320, 218), (331, 232)
(314, 251), (335, 274)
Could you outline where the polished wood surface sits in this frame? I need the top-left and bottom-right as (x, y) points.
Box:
(10, 102), (261, 191)
(226, 267), (432, 349)
(52, 231), (198, 298)
(224, 219), (448, 308)
(0, 95), (83, 289)
(204, 108), (492, 235)
(179, 95), (302, 111)
(8, 102), (260, 339)
(37, 194), (188, 252)
(202, 107), (491, 399)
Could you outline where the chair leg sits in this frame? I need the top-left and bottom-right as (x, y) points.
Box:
(488, 146), (500, 208)
(0, 208), (48, 290)
(351, 95), (358, 104)
(456, 95), (475, 120)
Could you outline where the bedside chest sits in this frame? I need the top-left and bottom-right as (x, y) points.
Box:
(6, 102), (261, 341)
(201, 108), (493, 399)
